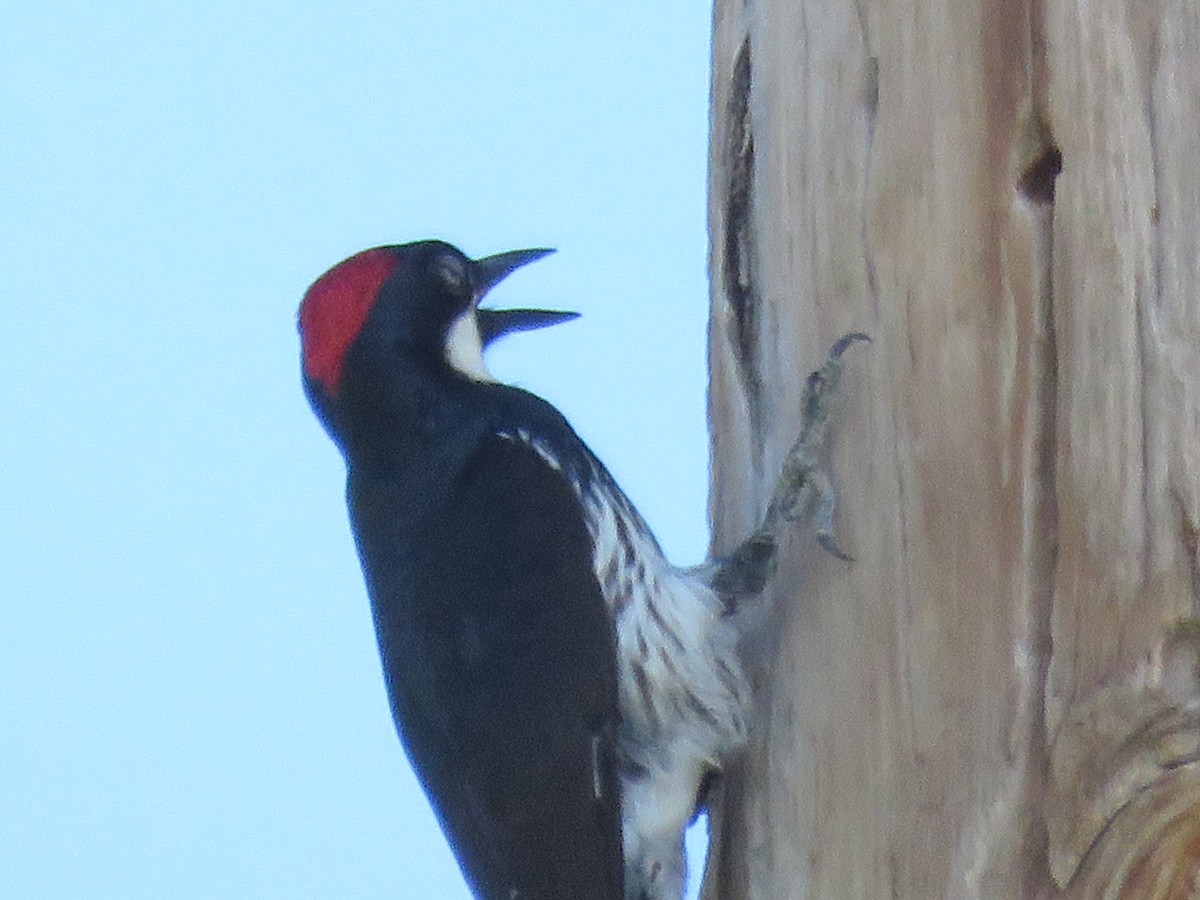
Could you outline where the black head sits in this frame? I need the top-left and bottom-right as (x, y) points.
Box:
(298, 240), (573, 439)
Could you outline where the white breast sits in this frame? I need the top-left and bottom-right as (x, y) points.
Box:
(444, 309), (495, 382)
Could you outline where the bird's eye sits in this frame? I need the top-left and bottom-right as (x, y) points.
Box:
(431, 253), (470, 296)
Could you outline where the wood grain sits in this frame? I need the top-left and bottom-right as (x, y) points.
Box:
(704, 1), (1200, 896)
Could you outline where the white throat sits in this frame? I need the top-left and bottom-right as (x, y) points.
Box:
(444, 309), (495, 382)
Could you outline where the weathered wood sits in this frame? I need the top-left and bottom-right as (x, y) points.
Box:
(704, 1), (1200, 897)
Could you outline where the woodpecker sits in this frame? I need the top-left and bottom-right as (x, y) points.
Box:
(298, 239), (864, 900)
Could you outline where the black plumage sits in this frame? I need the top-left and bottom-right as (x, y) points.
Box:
(301, 241), (625, 899)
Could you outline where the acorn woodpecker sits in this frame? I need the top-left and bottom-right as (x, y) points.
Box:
(298, 240), (864, 900)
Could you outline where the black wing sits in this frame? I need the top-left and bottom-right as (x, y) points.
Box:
(350, 433), (623, 900)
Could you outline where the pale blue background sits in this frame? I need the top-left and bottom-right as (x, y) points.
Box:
(2, 4), (715, 898)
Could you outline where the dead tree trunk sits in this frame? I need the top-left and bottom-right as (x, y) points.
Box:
(704, 1), (1200, 897)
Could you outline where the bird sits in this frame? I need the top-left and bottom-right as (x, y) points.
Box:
(298, 239), (865, 900)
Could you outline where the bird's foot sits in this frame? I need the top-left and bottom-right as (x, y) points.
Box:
(710, 333), (867, 607)
(709, 532), (778, 609)
(761, 331), (869, 560)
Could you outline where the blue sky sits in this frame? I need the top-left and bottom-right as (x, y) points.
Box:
(2, 4), (714, 897)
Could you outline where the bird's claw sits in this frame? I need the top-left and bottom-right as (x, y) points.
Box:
(817, 532), (854, 563)
(764, 331), (868, 558)
(710, 331), (866, 606)
(829, 331), (872, 359)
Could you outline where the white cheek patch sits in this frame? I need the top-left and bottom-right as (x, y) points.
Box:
(444, 309), (495, 382)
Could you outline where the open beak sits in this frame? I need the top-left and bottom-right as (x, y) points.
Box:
(471, 248), (579, 347)
(472, 247), (555, 295)
(477, 308), (580, 346)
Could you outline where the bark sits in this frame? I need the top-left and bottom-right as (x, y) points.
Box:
(704, 1), (1200, 897)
